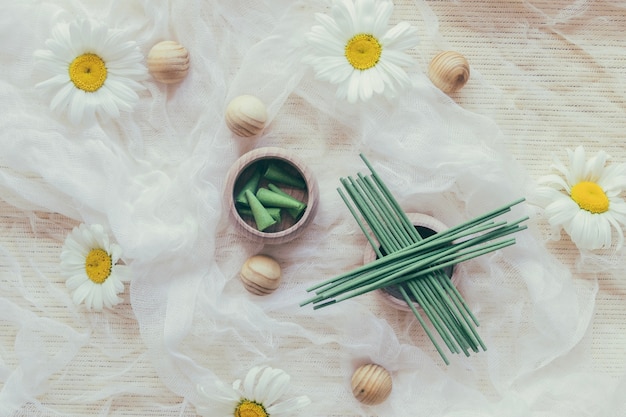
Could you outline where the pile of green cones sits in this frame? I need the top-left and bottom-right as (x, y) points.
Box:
(235, 160), (308, 232)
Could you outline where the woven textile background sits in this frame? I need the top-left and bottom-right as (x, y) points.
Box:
(1, 0), (625, 416)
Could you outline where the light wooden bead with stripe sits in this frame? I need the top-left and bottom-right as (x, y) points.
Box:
(147, 41), (190, 84)
(225, 95), (267, 137)
(240, 254), (281, 295)
(428, 51), (470, 94)
(351, 363), (393, 405)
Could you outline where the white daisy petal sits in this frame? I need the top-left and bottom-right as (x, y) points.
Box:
(65, 274), (88, 291)
(550, 159), (570, 182)
(90, 286), (104, 311)
(68, 91), (87, 125)
(367, 66), (385, 94)
(354, 0), (377, 33)
(307, 28), (346, 56)
(243, 366), (262, 398)
(358, 69), (374, 101)
(266, 395), (312, 414)
(102, 78), (140, 110)
(536, 173), (570, 192)
(333, 0), (357, 34)
(315, 12), (350, 42)
(568, 210), (603, 250)
(599, 164), (626, 190)
(380, 21), (419, 50)
(377, 60), (411, 89)
(605, 214), (625, 249)
(607, 198), (626, 220)
(538, 146), (626, 250)
(569, 146), (587, 180)
(71, 280), (92, 305)
(545, 196), (578, 227)
(33, 19), (146, 125)
(346, 70), (361, 103)
(90, 224), (108, 245)
(305, 0), (416, 102)
(313, 57), (354, 84)
(381, 49), (414, 67)
(258, 368), (290, 405)
(60, 223), (130, 311)
(195, 367), (310, 417)
(61, 251), (88, 271)
(198, 381), (239, 404)
(113, 266), (132, 285)
(373, 1), (394, 36)
(253, 367), (275, 402)
(101, 280), (123, 309)
(585, 150), (608, 181)
(61, 236), (89, 258)
(48, 81), (75, 112)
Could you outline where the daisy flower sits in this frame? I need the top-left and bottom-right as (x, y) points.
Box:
(60, 223), (131, 311)
(536, 146), (626, 250)
(34, 19), (147, 125)
(303, 0), (419, 103)
(196, 366), (311, 417)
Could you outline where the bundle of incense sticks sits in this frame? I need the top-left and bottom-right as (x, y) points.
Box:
(301, 154), (528, 364)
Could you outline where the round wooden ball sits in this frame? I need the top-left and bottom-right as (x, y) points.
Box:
(428, 51), (470, 94)
(351, 363), (393, 405)
(147, 41), (190, 84)
(240, 254), (282, 295)
(225, 95), (267, 137)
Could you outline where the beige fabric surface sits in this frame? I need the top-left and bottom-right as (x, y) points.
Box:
(1, 0), (625, 416)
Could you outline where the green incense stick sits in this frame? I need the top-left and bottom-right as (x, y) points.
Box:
(399, 285), (451, 364)
(301, 153), (527, 363)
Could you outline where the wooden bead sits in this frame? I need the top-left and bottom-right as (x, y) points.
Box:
(351, 363), (392, 405)
(240, 255), (281, 295)
(225, 95), (267, 137)
(147, 41), (190, 84)
(428, 51), (470, 94)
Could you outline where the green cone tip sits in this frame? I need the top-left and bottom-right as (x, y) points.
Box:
(244, 190), (277, 231)
(256, 188), (303, 210)
(263, 162), (306, 189)
(267, 183), (307, 219)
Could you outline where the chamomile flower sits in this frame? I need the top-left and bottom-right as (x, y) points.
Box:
(303, 0), (418, 103)
(196, 366), (311, 417)
(34, 19), (147, 125)
(536, 146), (626, 250)
(60, 223), (131, 311)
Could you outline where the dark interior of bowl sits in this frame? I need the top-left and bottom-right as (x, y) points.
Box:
(233, 158), (309, 234)
(377, 225), (454, 303)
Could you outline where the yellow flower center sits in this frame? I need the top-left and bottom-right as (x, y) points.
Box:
(69, 53), (108, 92)
(234, 400), (268, 417)
(85, 248), (112, 284)
(345, 33), (382, 70)
(570, 181), (610, 214)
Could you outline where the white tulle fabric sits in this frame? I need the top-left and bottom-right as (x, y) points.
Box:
(0, 0), (623, 416)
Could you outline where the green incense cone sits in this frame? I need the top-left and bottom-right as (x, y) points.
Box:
(263, 162), (306, 189)
(267, 183), (306, 219)
(238, 207), (282, 223)
(235, 168), (262, 206)
(256, 188), (303, 209)
(244, 190), (276, 231)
